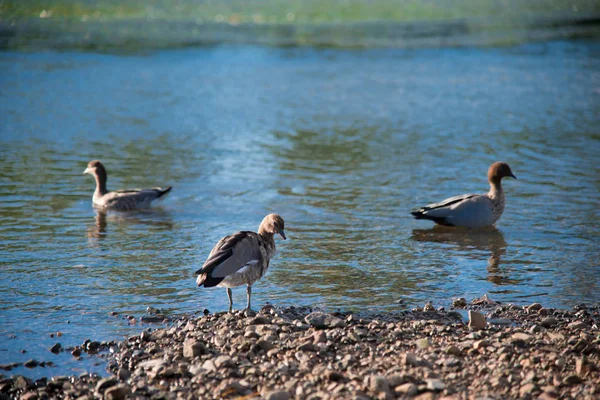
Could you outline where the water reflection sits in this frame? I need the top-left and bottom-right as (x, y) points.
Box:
(410, 226), (517, 285)
(86, 209), (175, 242)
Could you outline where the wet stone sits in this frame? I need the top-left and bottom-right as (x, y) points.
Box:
(305, 312), (345, 329)
(95, 377), (117, 393)
(468, 311), (486, 330)
(49, 343), (62, 354)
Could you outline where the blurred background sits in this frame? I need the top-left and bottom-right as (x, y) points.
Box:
(1, 0), (599, 378)
(1, 0), (600, 50)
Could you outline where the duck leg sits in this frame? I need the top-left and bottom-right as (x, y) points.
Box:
(246, 285), (252, 310)
(226, 288), (233, 313)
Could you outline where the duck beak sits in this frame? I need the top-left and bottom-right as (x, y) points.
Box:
(279, 230), (287, 240)
(83, 167), (90, 175)
(510, 173), (517, 179)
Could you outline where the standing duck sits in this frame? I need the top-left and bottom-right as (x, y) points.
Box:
(83, 160), (172, 211)
(411, 162), (517, 228)
(195, 214), (286, 312)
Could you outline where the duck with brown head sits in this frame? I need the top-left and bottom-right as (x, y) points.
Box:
(195, 214), (286, 313)
(83, 160), (172, 211)
(411, 162), (517, 228)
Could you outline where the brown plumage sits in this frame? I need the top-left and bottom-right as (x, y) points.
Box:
(83, 160), (171, 211)
(195, 214), (286, 312)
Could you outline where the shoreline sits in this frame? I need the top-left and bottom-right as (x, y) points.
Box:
(1, 298), (598, 399)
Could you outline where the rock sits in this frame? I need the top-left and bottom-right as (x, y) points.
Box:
(214, 355), (234, 369)
(183, 341), (206, 358)
(257, 339), (274, 351)
(137, 359), (166, 370)
(95, 377), (117, 393)
(265, 390), (290, 400)
(202, 359), (217, 372)
(305, 312), (345, 329)
(446, 345), (462, 356)
(395, 383), (418, 396)
(368, 375), (393, 399)
(568, 321), (587, 330)
(13, 376), (31, 389)
(541, 317), (558, 328)
(313, 331), (327, 344)
(71, 348), (82, 357)
(20, 392), (38, 400)
(49, 343), (62, 354)
(527, 303), (543, 313)
(472, 294), (497, 305)
(325, 370), (344, 382)
(576, 358), (590, 376)
(423, 302), (435, 312)
(474, 340), (489, 350)
(562, 374), (582, 385)
(117, 368), (131, 380)
(415, 338), (430, 349)
(23, 360), (38, 368)
(104, 384), (130, 400)
(511, 332), (532, 342)
(250, 316), (270, 325)
(452, 298), (467, 308)
(468, 311), (486, 330)
(426, 379), (445, 391)
(519, 383), (538, 396)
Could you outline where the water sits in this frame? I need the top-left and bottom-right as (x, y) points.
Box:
(1, 40), (599, 379)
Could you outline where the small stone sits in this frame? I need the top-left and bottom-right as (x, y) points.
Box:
(368, 375), (393, 399)
(562, 374), (582, 385)
(117, 368), (131, 380)
(202, 359), (217, 372)
(395, 383), (418, 396)
(488, 318), (513, 326)
(183, 341), (206, 358)
(468, 311), (486, 330)
(474, 340), (489, 350)
(305, 312), (345, 329)
(265, 390), (291, 400)
(214, 355), (234, 369)
(257, 339), (274, 351)
(423, 302), (435, 312)
(576, 358), (590, 376)
(49, 343), (62, 354)
(313, 331), (327, 344)
(23, 360), (39, 368)
(71, 348), (82, 357)
(541, 317), (558, 328)
(104, 384), (130, 400)
(426, 379), (445, 391)
(415, 338), (430, 349)
(95, 377), (117, 393)
(446, 345), (462, 356)
(512, 332), (532, 342)
(325, 370), (344, 382)
(519, 383), (538, 396)
(452, 298), (467, 308)
(527, 303), (543, 313)
(13, 376), (31, 389)
(568, 321), (587, 330)
(20, 392), (38, 400)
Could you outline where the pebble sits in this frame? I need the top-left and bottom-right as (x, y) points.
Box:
(305, 312), (345, 329)
(1, 302), (598, 400)
(541, 317), (558, 328)
(468, 310), (486, 330)
(49, 343), (62, 354)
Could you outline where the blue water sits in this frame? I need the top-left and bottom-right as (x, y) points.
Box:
(0, 39), (599, 378)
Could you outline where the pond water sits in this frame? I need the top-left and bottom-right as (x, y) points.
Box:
(0, 39), (599, 378)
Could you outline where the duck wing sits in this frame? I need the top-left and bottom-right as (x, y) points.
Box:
(412, 193), (494, 227)
(195, 231), (263, 287)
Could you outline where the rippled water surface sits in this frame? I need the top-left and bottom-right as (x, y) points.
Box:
(1, 40), (599, 377)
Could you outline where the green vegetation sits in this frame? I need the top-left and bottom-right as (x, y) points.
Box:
(2, 0), (599, 24)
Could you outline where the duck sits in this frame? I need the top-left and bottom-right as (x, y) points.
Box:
(83, 160), (172, 211)
(411, 162), (517, 228)
(195, 214), (286, 313)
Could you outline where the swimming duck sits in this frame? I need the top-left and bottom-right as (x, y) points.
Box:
(195, 214), (286, 312)
(83, 160), (171, 211)
(411, 162), (516, 228)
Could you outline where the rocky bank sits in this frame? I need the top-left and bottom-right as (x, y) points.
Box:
(1, 298), (599, 399)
